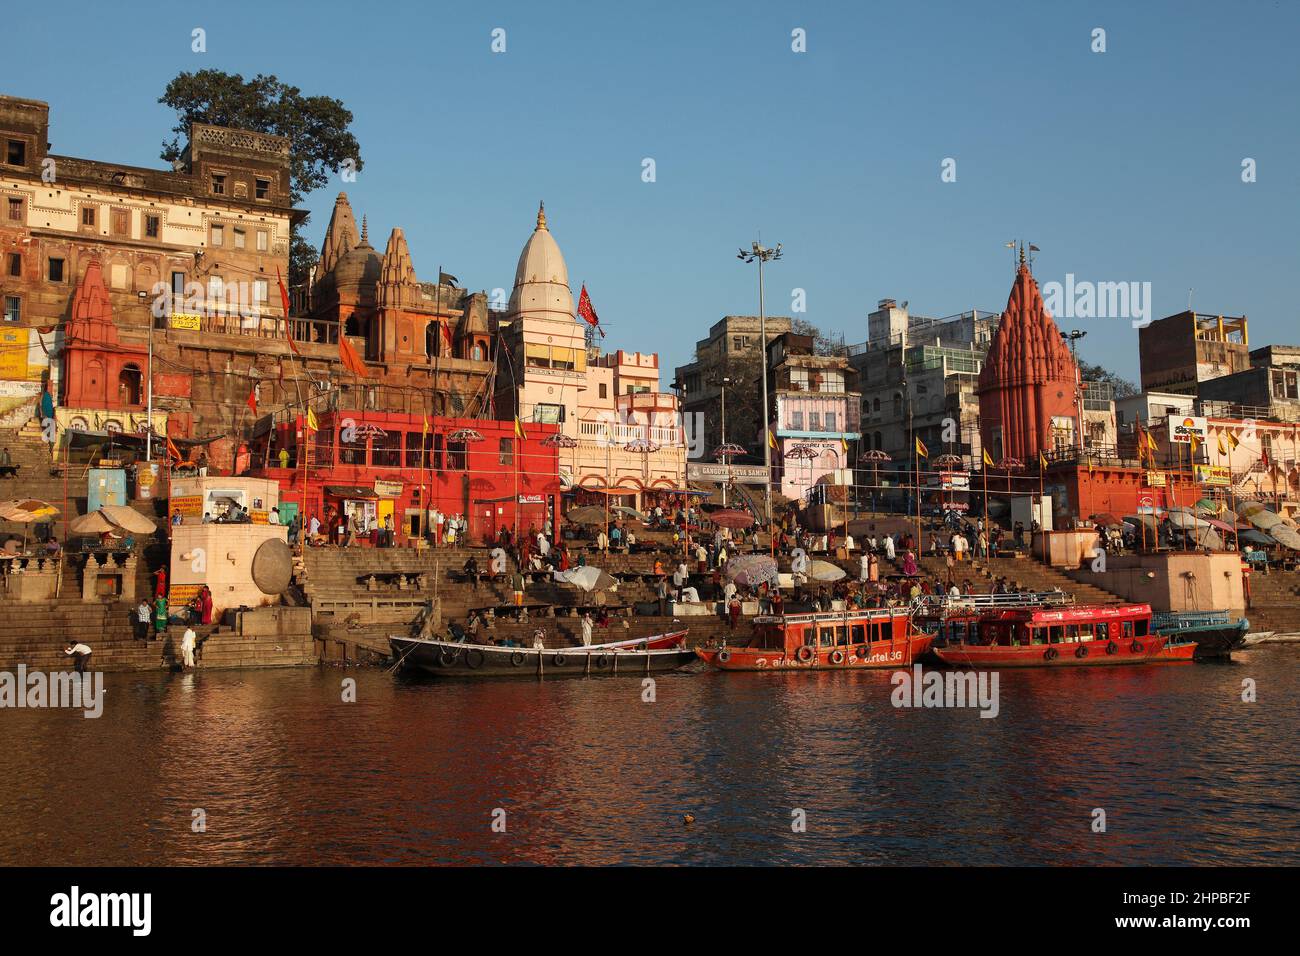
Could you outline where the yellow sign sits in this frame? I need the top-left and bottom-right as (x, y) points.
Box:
(168, 584), (201, 607)
(374, 479), (404, 497)
(0, 327), (29, 381)
(170, 495), (203, 517)
(250, 509), (270, 525)
(1145, 471), (1167, 487)
(170, 313), (202, 331)
(1195, 465), (1231, 487)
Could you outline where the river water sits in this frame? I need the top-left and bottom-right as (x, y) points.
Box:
(2, 647), (1297, 866)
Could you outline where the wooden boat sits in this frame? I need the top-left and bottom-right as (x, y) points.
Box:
(389, 629), (695, 678)
(931, 602), (1193, 667)
(1151, 611), (1248, 659)
(695, 607), (932, 671)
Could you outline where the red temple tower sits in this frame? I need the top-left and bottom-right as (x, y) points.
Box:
(977, 246), (1081, 462)
(61, 259), (149, 410)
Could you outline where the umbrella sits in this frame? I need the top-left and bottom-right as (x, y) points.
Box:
(1193, 498), (1223, 515)
(1165, 511), (1208, 530)
(1242, 507), (1284, 531)
(564, 506), (608, 526)
(553, 566), (617, 592)
(67, 511), (117, 536)
(1269, 524), (1300, 552)
(98, 504), (156, 534)
(726, 554), (778, 588)
(1089, 512), (1124, 527)
(610, 506), (647, 522)
(808, 559), (847, 582)
(1238, 529), (1275, 546)
(1203, 517), (1236, 534)
(0, 499), (59, 522)
(710, 509), (754, 530)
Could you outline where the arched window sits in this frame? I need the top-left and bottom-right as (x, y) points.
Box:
(118, 364), (143, 406)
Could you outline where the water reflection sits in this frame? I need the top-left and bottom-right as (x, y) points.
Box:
(1, 648), (1296, 865)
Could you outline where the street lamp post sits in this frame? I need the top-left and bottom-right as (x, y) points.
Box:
(738, 240), (781, 545)
(712, 375), (737, 504)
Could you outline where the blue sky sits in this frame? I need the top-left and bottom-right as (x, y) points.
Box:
(9, 0), (1298, 382)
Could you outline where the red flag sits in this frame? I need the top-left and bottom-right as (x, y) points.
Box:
(246, 385), (258, 416)
(339, 334), (369, 378)
(441, 320), (453, 353)
(577, 284), (605, 338)
(277, 267), (299, 356)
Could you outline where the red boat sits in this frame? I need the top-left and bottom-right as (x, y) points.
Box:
(696, 608), (933, 671)
(931, 602), (1195, 667)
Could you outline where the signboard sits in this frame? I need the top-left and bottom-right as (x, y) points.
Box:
(1195, 465), (1231, 487)
(518, 494), (545, 504)
(1145, 471), (1167, 487)
(170, 313), (203, 332)
(927, 471), (970, 491)
(0, 327), (29, 380)
(1169, 415), (1208, 444)
(374, 479), (404, 497)
(687, 462), (767, 484)
(170, 495), (203, 518)
(250, 510), (270, 524)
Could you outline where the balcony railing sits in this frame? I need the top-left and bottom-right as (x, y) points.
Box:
(577, 421), (682, 446)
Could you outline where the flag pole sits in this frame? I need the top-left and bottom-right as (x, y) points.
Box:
(914, 443), (922, 555)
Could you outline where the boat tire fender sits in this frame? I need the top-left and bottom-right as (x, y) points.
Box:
(1131, 641), (1144, 654)
(510, 652), (526, 667)
(1044, 647), (1058, 661)
(465, 649), (485, 669)
(830, 649), (845, 664)
(596, 654), (612, 669)
(1075, 645), (1088, 658)
(438, 650), (458, 667)
(796, 645), (814, 663)
(552, 653), (566, 667)
(717, 649), (732, 664)
(1106, 641), (1119, 655)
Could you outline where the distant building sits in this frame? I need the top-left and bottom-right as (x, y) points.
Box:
(1138, 311), (1249, 396)
(674, 313), (792, 457)
(766, 332), (859, 501)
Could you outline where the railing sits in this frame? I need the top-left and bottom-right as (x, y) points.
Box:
(576, 421), (682, 446)
(1198, 400), (1300, 423)
(911, 591), (1075, 613)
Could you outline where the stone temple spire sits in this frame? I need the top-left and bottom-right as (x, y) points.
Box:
(377, 227), (419, 308)
(976, 257), (1080, 461)
(317, 193), (359, 282)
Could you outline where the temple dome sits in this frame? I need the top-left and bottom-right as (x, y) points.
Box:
(507, 202), (573, 321)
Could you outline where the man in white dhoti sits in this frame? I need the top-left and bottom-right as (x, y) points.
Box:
(580, 613), (593, 646)
(180, 627), (197, 669)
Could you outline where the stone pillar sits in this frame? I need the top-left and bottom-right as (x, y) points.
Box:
(82, 553), (100, 602)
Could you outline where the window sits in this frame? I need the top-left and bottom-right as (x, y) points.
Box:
(211, 224), (224, 247)
(598, 383), (607, 399)
(233, 227), (246, 250)
(6, 253), (19, 277)
(5, 140), (25, 166)
(6, 197), (21, 220)
(208, 276), (224, 300)
(533, 403), (565, 424)
(825, 411), (837, 431)
(789, 410), (803, 430)
(253, 279), (269, 305)
(81, 206), (96, 227)
(255, 178), (271, 200)
(256, 230), (268, 252)
(211, 173), (226, 195)
(171, 271), (186, 295)
(499, 437), (514, 466)
(48, 258), (64, 282)
(145, 214), (160, 238)
(808, 412), (820, 431)
(3, 296), (19, 323)
(111, 208), (129, 235)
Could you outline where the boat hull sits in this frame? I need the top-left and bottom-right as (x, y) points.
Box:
(390, 636), (697, 678)
(933, 634), (1189, 667)
(697, 634), (933, 671)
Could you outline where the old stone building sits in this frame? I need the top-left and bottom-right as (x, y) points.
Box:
(0, 93), (301, 465)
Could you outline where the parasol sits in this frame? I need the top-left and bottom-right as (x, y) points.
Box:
(808, 559), (847, 582)
(68, 505), (157, 536)
(564, 506), (608, 526)
(1269, 524), (1300, 551)
(1089, 512), (1124, 527)
(610, 505), (647, 522)
(725, 554), (778, 589)
(1238, 529), (1275, 546)
(553, 566), (618, 592)
(0, 499), (60, 522)
(710, 509), (754, 530)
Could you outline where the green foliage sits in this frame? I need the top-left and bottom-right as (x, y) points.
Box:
(158, 70), (363, 285)
(1078, 361), (1139, 398)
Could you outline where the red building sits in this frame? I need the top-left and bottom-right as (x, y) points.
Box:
(250, 411), (561, 545)
(60, 260), (149, 409)
(977, 248), (1081, 462)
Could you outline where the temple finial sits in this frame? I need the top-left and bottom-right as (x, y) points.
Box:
(1018, 242), (1026, 267)
(537, 201), (547, 230)
(361, 215), (369, 244)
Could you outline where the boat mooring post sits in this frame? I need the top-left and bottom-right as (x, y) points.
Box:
(537, 648), (543, 679)
(585, 652), (592, 676)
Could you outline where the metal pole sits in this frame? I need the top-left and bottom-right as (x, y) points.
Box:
(146, 315), (153, 461)
(720, 381), (728, 506)
(758, 255), (771, 543)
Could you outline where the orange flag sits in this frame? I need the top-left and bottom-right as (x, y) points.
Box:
(246, 385), (258, 416)
(339, 334), (369, 378)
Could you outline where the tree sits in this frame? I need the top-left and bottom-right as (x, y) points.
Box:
(159, 70), (364, 285)
(791, 318), (842, 357)
(1078, 361), (1139, 399)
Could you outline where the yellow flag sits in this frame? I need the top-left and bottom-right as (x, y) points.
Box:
(1190, 435), (1201, 454)
(840, 436), (849, 453)
(306, 408), (318, 432)
(1146, 430), (1158, 451)
(1039, 450), (1048, 470)
(1217, 434), (1227, 456)
(768, 428), (777, 450)
(915, 437), (928, 458)
(982, 449), (994, 468)
(422, 415), (429, 435)
(514, 417), (526, 440)
(1226, 431), (1239, 450)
